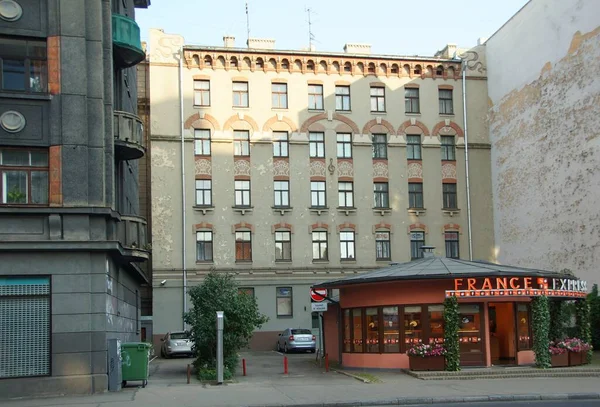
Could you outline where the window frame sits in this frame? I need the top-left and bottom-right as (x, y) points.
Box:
(439, 89), (454, 115)
(336, 133), (352, 158)
(195, 179), (212, 207)
(372, 134), (388, 159)
(312, 230), (328, 261)
(193, 80), (210, 106)
(375, 231), (391, 261)
(273, 180), (290, 208)
(272, 131), (289, 158)
(234, 180), (251, 207)
(340, 230), (356, 261)
(0, 148), (49, 206)
(196, 231), (214, 262)
(308, 84), (324, 110)
(516, 303), (533, 350)
(373, 182), (389, 209)
(271, 82), (288, 109)
(194, 129), (211, 156)
(441, 136), (456, 161)
(410, 231), (425, 260)
(405, 87), (420, 114)
(0, 37), (48, 93)
(444, 231), (459, 259)
(232, 81), (249, 108)
(370, 87), (386, 112)
(442, 183), (457, 209)
(233, 130), (250, 156)
(276, 286), (293, 317)
(235, 230), (252, 262)
(406, 135), (422, 160)
(309, 132), (325, 158)
(338, 181), (354, 208)
(408, 182), (424, 209)
(274, 231), (292, 262)
(310, 180), (326, 208)
(238, 287), (255, 297)
(335, 85), (351, 111)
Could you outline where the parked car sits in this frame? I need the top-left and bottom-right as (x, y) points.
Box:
(161, 331), (194, 358)
(276, 328), (316, 353)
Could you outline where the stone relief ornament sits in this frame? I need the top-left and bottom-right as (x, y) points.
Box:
(372, 162), (389, 179)
(337, 161), (354, 178)
(195, 159), (212, 176)
(457, 50), (486, 74)
(149, 31), (185, 63)
(407, 162), (423, 179)
(0, 0), (23, 22)
(0, 110), (26, 133)
(272, 160), (289, 177)
(441, 163), (457, 180)
(234, 159), (251, 176)
(309, 160), (326, 177)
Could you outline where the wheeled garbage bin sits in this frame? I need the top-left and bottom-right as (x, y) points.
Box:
(121, 342), (151, 388)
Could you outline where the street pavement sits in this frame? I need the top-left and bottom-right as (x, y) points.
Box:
(3, 351), (600, 407)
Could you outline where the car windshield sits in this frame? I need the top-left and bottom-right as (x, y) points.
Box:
(291, 329), (312, 335)
(170, 332), (188, 340)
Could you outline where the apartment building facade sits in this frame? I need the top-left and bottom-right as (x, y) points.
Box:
(148, 29), (494, 350)
(0, 0), (150, 398)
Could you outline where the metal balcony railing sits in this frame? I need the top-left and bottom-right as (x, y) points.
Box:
(117, 215), (150, 262)
(112, 13), (145, 68)
(114, 110), (145, 160)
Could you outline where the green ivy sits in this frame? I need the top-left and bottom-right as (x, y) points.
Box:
(443, 296), (460, 371)
(588, 284), (600, 351)
(532, 296), (551, 369)
(548, 300), (566, 342)
(576, 298), (593, 363)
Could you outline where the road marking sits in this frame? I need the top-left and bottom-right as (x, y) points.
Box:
(272, 350), (284, 356)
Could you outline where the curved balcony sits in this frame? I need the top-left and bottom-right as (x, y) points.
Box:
(114, 110), (145, 160)
(116, 215), (150, 262)
(112, 13), (145, 68)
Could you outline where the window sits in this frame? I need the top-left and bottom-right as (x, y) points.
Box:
(232, 81), (249, 107)
(372, 134), (387, 159)
(275, 231), (292, 261)
(336, 133), (352, 158)
(194, 129), (211, 156)
(340, 231), (355, 260)
(405, 87), (420, 113)
(383, 306), (399, 352)
(408, 183), (423, 209)
(352, 309), (363, 352)
(343, 309), (351, 352)
(193, 80), (210, 106)
(272, 83), (288, 109)
(404, 306), (422, 345)
(238, 287), (255, 297)
(310, 181), (326, 207)
(375, 231), (391, 261)
(459, 304), (482, 354)
(273, 131), (289, 157)
(338, 181), (354, 208)
(373, 182), (389, 208)
(445, 231), (459, 259)
(233, 130), (250, 156)
(195, 180), (212, 206)
(312, 231), (328, 260)
(335, 85), (351, 111)
(308, 84), (323, 110)
(274, 180), (289, 207)
(309, 132), (325, 158)
(276, 287), (292, 317)
(441, 136), (456, 160)
(235, 231), (252, 261)
(406, 135), (422, 160)
(410, 231), (425, 260)
(442, 183), (457, 209)
(196, 231), (213, 261)
(428, 305), (445, 344)
(1, 149), (48, 205)
(517, 304), (532, 350)
(370, 87), (385, 112)
(0, 37), (47, 93)
(439, 89), (454, 114)
(366, 307), (380, 353)
(234, 180), (251, 207)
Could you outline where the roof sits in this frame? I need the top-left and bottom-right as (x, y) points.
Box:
(314, 256), (575, 289)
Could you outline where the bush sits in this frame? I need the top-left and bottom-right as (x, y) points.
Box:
(198, 367), (233, 381)
(532, 296), (551, 369)
(443, 296), (460, 371)
(548, 300), (567, 342)
(588, 284), (600, 350)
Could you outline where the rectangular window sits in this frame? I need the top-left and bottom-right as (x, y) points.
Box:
(0, 149), (48, 205)
(517, 303), (532, 350)
(232, 81), (249, 107)
(442, 183), (457, 209)
(238, 287), (255, 297)
(272, 83), (288, 109)
(445, 231), (459, 259)
(275, 231), (292, 261)
(195, 179), (212, 206)
(335, 85), (351, 111)
(312, 231), (328, 261)
(343, 309), (351, 352)
(274, 180), (289, 207)
(408, 182), (423, 209)
(0, 38), (47, 93)
(376, 231), (391, 261)
(372, 134), (387, 159)
(196, 231), (213, 261)
(309, 132), (325, 158)
(405, 87), (420, 113)
(441, 136), (456, 160)
(383, 306), (399, 352)
(370, 87), (385, 112)
(459, 304), (483, 354)
(336, 133), (352, 158)
(310, 181), (326, 207)
(428, 305), (445, 344)
(234, 180), (251, 207)
(338, 181), (354, 208)
(235, 231), (252, 261)
(365, 307), (380, 353)
(276, 287), (292, 317)
(308, 84), (324, 110)
(273, 131), (289, 157)
(439, 89), (454, 114)
(193, 80), (210, 106)
(352, 308), (363, 352)
(404, 305), (422, 346)
(233, 130), (250, 156)
(373, 182), (389, 209)
(194, 129), (211, 156)
(410, 231), (425, 260)
(340, 231), (355, 260)
(406, 135), (422, 160)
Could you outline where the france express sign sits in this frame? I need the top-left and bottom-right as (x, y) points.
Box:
(445, 276), (588, 299)
(310, 288), (327, 302)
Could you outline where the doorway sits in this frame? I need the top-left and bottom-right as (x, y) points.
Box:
(488, 303), (516, 365)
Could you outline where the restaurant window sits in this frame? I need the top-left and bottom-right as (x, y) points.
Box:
(273, 131), (289, 157)
(308, 84), (324, 110)
(404, 306), (422, 346)
(275, 231), (292, 261)
(0, 37), (47, 93)
(233, 130), (250, 156)
(338, 181), (354, 208)
(445, 231), (459, 259)
(352, 308), (363, 352)
(382, 306), (400, 352)
(443, 183), (457, 209)
(343, 309), (351, 352)
(235, 231), (252, 262)
(274, 180), (289, 207)
(195, 180), (212, 206)
(335, 85), (351, 111)
(405, 87), (420, 113)
(366, 307), (380, 353)
(309, 132), (325, 158)
(271, 83), (288, 109)
(406, 135), (422, 160)
(312, 231), (328, 261)
(193, 80), (210, 106)
(340, 231), (355, 261)
(441, 136), (456, 160)
(408, 182), (423, 209)
(428, 305), (444, 344)
(336, 133), (352, 158)
(194, 129), (211, 156)
(370, 87), (385, 112)
(196, 231), (213, 262)
(517, 303), (532, 350)
(372, 134), (387, 159)
(1, 149), (48, 205)
(276, 287), (292, 317)
(410, 231), (425, 260)
(238, 287), (255, 297)
(375, 231), (391, 261)
(458, 304), (482, 352)
(232, 81), (249, 107)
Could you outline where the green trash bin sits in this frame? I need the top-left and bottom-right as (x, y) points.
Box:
(121, 342), (151, 388)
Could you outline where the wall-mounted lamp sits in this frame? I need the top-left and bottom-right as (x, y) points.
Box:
(160, 280), (167, 286)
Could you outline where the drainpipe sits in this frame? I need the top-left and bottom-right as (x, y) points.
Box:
(179, 46), (187, 329)
(461, 60), (474, 261)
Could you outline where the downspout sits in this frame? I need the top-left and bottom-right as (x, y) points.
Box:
(462, 60), (474, 261)
(179, 46), (187, 329)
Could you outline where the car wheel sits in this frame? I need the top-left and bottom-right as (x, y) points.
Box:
(276, 342), (281, 352)
(284, 343), (288, 353)
(310, 348), (316, 353)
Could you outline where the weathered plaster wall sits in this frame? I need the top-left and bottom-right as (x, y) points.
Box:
(486, 0), (600, 285)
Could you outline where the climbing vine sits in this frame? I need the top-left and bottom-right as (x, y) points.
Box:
(532, 296), (551, 369)
(443, 295), (460, 371)
(575, 298), (593, 363)
(548, 300), (566, 342)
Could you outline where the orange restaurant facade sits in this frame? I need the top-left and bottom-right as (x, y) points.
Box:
(314, 254), (588, 369)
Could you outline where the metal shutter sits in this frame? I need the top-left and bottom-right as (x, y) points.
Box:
(0, 277), (50, 378)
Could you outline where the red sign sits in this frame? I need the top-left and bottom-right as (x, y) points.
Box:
(310, 288), (327, 302)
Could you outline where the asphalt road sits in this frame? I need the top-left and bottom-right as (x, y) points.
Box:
(387, 401), (600, 407)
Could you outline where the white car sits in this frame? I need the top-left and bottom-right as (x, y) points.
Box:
(276, 328), (316, 353)
(161, 331), (194, 358)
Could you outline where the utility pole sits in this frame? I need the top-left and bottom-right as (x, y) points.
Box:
(245, 2), (250, 47)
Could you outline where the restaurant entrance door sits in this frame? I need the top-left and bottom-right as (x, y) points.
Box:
(488, 302), (517, 365)
(458, 304), (485, 366)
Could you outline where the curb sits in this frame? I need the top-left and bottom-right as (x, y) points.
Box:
(245, 392), (600, 407)
(330, 367), (370, 383)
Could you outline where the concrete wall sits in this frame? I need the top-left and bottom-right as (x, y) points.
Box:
(486, 0), (600, 286)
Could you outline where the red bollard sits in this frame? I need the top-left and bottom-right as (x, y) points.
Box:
(325, 353), (329, 372)
(242, 358), (247, 376)
(283, 356), (288, 375)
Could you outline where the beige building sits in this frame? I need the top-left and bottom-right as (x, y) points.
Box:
(147, 29), (494, 350)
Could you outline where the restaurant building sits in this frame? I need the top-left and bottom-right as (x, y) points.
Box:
(315, 248), (587, 369)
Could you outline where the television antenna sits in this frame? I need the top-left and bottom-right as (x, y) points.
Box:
(306, 7), (315, 50)
(245, 2), (250, 47)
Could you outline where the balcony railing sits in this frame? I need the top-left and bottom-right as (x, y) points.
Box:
(112, 13), (145, 68)
(117, 215), (150, 262)
(114, 110), (145, 160)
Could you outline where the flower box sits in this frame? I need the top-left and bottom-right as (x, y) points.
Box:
(569, 351), (586, 366)
(551, 352), (569, 367)
(409, 355), (445, 371)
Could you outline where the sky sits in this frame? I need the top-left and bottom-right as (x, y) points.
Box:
(136, 0), (530, 56)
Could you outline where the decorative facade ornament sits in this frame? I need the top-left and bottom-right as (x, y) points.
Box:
(337, 161), (354, 178)
(457, 50), (486, 74)
(328, 158), (335, 175)
(0, 0), (23, 22)
(309, 160), (326, 177)
(149, 30), (185, 63)
(372, 162), (389, 179)
(0, 110), (26, 133)
(272, 160), (289, 177)
(441, 163), (457, 180)
(234, 159), (251, 176)
(194, 159), (212, 176)
(407, 162), (423, 179)
(440, 126), (454, 135)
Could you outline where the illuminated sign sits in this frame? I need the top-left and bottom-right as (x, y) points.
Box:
(445, 277), (587, 299)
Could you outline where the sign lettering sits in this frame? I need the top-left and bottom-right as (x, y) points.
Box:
(447, 276), (587, 299)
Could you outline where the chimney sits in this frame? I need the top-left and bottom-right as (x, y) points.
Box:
(247, 38), (276, 50)
(420, 246), (436, 258)
(343, 43), (371, 55)
(223, 35), (235, 48)
(434, 44), (457, 58)
(477, 37), (488, 45)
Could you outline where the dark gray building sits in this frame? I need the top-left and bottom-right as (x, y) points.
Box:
(0, 0), (151, 398)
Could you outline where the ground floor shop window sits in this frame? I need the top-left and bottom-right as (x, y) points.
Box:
(517, 303), (532, 350)
(365, 307), (379, 352)
(276, 287), (292, 317)
(383, 306), (400, 352)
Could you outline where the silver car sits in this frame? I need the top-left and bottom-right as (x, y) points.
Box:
(161, 331), (193, 358)
(276, 328), (316, 353)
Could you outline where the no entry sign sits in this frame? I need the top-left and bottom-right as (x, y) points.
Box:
(310, 288), (327, 302)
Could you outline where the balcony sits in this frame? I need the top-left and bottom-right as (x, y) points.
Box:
(117, 215), (150, 262)
(114, 110), (145, 160)
(112, 13), (145, 68)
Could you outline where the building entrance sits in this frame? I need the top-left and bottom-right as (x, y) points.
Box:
(488, 303), (517, 365)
